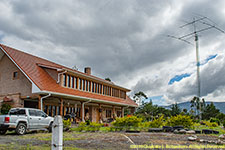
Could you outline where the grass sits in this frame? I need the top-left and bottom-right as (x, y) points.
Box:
(0, 143), (84, 150)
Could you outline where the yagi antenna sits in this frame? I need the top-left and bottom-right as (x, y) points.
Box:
(167, 35), (193, 45)
(167, 14), (225, 121)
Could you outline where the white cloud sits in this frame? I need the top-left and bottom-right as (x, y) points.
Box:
(0, 0), (225, 105)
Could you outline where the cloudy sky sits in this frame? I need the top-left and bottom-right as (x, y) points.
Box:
(1, 0), (225, 105)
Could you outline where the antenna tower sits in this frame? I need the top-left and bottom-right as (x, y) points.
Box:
(167, 15), (225, 120)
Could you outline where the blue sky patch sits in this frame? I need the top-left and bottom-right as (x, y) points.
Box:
(168, 73), (191, 85)
(148, 95), (166, 106)
(200, 54), (217, 66)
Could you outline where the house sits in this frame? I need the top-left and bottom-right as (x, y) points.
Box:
(0, 44), (137, 122)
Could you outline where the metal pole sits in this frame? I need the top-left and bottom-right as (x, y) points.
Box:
(195, 32), (201, 120)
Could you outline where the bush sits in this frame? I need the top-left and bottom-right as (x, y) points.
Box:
(165, 115), (193, 128)
(0, 104), (11, 114)
(72, 122), (104, 132)
(149, 115), (165, 128)
(210, 118), (220, 125)
(223, 120), (225, 128)
(63, 119), (72, 131)
(202, 120), (218, 127)
(86, 122), (103, 132)
(112, 116), (142, 130)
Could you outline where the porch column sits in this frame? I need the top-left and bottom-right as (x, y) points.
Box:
(63, 106), (66, 116)
(38, 95), (41, 110)
(80, 101), (84, 122)
(98, 104), (102, 123)
(121, 107), (124, 117)
(60, 98), (63, 116)
(112, 106), (116, 119)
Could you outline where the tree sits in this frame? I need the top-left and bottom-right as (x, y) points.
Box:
(170, 103), (181, 116)
(0, 104), (11, 114)
(133, 91), (148, 106)
(216, 113), (225, 123)
(202, 102), (220, 120)
(105, 78), (111, 82)
(135, 101), (171, 121)
(190, 96), (205, 119)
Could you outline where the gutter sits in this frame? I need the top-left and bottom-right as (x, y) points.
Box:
(82, 100), (92, 122)
(40, 94), (51, 111)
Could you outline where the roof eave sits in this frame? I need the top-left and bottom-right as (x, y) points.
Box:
(36, 90), (137, 107)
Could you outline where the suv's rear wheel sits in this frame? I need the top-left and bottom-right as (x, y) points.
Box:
(0, 130), (7, 135)
(16, 123), (27, 135)
(48, 122), (53, 133)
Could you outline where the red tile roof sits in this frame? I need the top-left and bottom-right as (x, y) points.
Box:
(0, 44), (137, 107)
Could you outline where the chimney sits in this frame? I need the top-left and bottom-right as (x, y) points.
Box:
(84, 67), (91, 75)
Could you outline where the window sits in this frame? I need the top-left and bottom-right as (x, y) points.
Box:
(44, 106), (48, 114)
(63, 74), (67, 86)
(83, 80), (85, 90)
(57, 106), (60, 115)
(71, 76), (74, 88)
(37, 111), (47, 117)
(49, 106), (52, 116)
(52, 106), (56, 116)
(67, 75), (71, 87)
(29, 110), (36, 116)
(92, 82), (95, 92)
(79, 79), (82, 90)
(106, 109), (112, 118)
(86, 80), (88, 91)
(13, 71), (19, 79)
(103, 85), (105, 94)
(88, 81), (91, 91)
(10, 109), (26, 115)
(74, 77), (78, 89)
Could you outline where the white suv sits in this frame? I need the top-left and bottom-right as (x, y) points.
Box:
(0, 108), (54, 135)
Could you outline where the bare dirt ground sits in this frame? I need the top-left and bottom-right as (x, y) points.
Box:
(0, 131), (223, 150)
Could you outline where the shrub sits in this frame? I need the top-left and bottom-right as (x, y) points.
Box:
(149, 115), (165, 128)
(202, 120), (218, 127)
(72, 122), (104, 132)
(79, 122), (88, 131)
(165, 115), (193, 128)
(223, 120), (225, 128)
(210, 118), (220, 125)
(0, 104), (11, 114)
(112, 116), (142, 130)
(63, 119), (72, 131)
(86, 122), (103, 132)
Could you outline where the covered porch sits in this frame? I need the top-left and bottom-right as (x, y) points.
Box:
(22, 93), (136, 123)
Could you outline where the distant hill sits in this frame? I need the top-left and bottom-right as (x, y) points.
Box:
(164, 101), (225, 114)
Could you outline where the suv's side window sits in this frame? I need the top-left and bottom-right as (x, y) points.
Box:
(36, 111), (46, 117)
(18, 109), (26, 115)
(29, 110), (36, 116)
(9, 109), (26, 115)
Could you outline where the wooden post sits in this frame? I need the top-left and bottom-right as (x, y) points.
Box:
(60, 98), (63, 116)
(52, 116), (63, 150)
(112, 106), (115, 119)
(51, 106), (53, 117)
(99, 104), (102, 123)
(121, 107), (124, 117)
(38, 95), (41, 109)
(80, 101), (84, 122)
